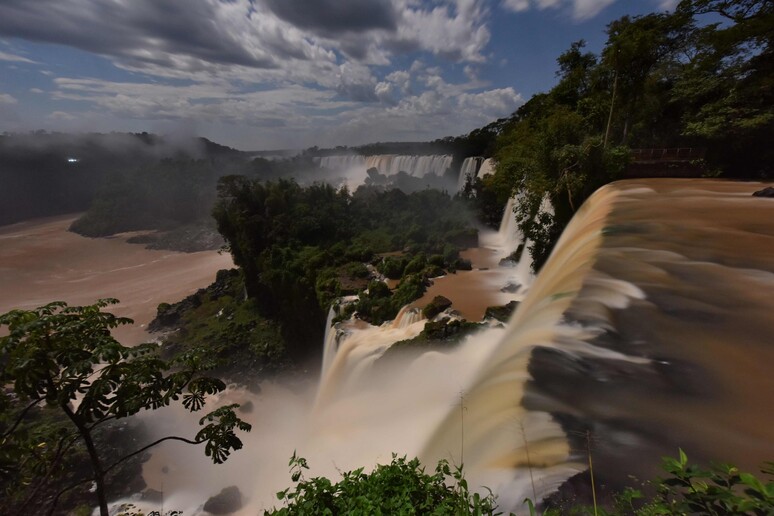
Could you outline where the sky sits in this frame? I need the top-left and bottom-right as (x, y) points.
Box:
(0, 0), (678, 151)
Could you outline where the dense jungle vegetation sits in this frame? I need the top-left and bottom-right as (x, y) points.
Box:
(469, 0), (773, 268)
(212, 178), (477, 358)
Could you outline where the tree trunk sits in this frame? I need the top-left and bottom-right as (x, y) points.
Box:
(604, 70), (619, 149)
(62, 404), (109, 516)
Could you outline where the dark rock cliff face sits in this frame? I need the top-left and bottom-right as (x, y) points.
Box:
(149, 269), (238, 333)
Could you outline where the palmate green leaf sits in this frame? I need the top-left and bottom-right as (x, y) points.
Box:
(1, 300), (252, 515)
(183, 392), (206, 411)
(195, 404), (251, 464)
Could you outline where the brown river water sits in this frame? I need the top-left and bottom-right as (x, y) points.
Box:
(0, 214), (232, 344)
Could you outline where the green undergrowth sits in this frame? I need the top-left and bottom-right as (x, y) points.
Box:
(153, 269), (288, 385)
(264, 451), (773, 516)
(543, 450), (774, 515)
(265, 453), (497, 516)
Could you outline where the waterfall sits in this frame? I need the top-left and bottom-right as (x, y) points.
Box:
(316, 155), (369, 187)
(318, 155), (366, 171)
(314, 307), (427, 408)
(318, 154), (453, 187)
(364, 155), (453, 177)
(320, 306), (338, 379)
(457, 157), (483, 192)
(417, 185), (627, 509)
(311, 189), (596, 511)
(497, 195), (522, 252)
(476, 158), (495, 179)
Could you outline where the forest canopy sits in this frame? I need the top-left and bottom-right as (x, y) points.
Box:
(470, 0), (774, 269)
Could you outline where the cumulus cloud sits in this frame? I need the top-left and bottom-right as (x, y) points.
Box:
(0, 93), (18, 104)
(321, 85), (522, 145)
(0, 0), (491, 76)
(0, 0), (525, 148)
(502, 0), (529, 11)
(501, 0), (616, 21)
(657, 0), (679, 10)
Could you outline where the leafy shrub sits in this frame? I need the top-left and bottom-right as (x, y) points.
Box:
(266, 453), (498, 515)
(378, 256), (407, 279)
(544, 450), (774, 516)
(403, 253), (427, 275)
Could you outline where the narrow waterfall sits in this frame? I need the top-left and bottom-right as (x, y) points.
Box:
(476, 158), (495, 178)
(497, 195), (522, 252)
(320, 306), (338, 379)
(457, 157), (483, 192)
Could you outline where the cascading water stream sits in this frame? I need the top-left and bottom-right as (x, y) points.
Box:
(418, 185), (633, 509)
(457, 157), (483, 192)
(320, 306), (338, 379)
(476, 158), (495, 179)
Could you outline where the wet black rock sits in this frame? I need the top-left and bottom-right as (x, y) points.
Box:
(500, 282), (520, 293)
(203, 485), (243, 514)
(752, 186), (774, 197)
(484, 301), (519, 322)
(422, 295), (453, 319)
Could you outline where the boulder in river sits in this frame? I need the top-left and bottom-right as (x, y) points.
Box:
(203, 485), (243, 514)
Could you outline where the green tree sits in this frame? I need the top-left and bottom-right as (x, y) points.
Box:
(673, 0), (774, 176)
(0, 299), (251, 516)
(266, 453), (498, 515)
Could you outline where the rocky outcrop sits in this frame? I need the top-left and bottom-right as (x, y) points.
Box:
(484, 301), (519, 322)
(203, 486), (243, 514)
(422, 295), (452, 320)
(149, 269), (238, 332)
(752, 186), (774, 198)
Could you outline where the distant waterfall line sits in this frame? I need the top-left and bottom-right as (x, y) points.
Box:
(317, 154), (453, 178)
(316, 154), (497, 192)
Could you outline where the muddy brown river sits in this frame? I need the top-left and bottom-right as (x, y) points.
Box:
(0, 214), (232, 344)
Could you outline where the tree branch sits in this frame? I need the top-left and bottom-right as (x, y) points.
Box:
(2, 398), (43, 440)
(88, 414), (116, 431)
(18, 432), (80, 513)
(103, 435), (203, 476)
(46, 474), (93, 516)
